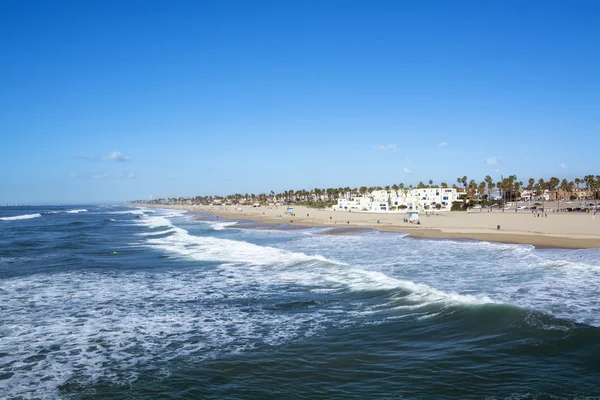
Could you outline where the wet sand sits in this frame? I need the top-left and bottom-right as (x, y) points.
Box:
(133, 204), (600, 249)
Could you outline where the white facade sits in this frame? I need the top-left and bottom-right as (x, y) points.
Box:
(410, 187), (459, 211)
(334, 188), (459, 212)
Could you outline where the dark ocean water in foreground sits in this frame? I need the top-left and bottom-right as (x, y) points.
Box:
(1, 205), (599, 399)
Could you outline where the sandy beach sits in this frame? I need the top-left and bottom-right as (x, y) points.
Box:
(133, 204), (600, 249)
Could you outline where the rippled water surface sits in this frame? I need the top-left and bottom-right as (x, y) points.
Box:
(1, 205), (599, 399)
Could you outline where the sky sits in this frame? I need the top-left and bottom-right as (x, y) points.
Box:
(1, 0), (599, 204)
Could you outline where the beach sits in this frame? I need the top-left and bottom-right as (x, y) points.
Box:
(134, 203), (600, 249)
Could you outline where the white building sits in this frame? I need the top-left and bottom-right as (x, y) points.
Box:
(410, 187), (459, 211)
(334, 188), (459, 212)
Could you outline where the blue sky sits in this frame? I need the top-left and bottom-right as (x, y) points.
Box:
(1, 0), (599, 204)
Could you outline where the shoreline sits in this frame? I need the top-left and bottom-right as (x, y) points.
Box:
(132, 203), (600, 249)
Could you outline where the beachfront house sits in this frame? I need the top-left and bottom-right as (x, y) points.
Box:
(411, 187), (459, 211)
(334, 188), (459, 213)
(336, 196), (376, 211)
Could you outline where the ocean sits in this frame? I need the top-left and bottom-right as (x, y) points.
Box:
(1, 205), (599, 399)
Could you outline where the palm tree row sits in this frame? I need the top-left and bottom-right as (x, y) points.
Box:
(133, 174), (600, 207)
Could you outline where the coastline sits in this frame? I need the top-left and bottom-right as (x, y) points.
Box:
(132, 203), (600, 249)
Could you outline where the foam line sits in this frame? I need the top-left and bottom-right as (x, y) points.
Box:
(0, 213), (41, 221)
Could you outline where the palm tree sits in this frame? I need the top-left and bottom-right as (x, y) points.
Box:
(513, 180), (522, 212)
(457, 176), (468, 201)
(538, 178), (546, 211)
(559, 179), (570, 211)
(548, 177), (560, 204)
(596, 175), (600, 205)
(497, 180), (505, 211)
(468, 179), (477, 200)
(574, 177), (582, 198)
(478, 181), (486, 206)
(485, 175), (494, 209)
(584, 175), (595, 201)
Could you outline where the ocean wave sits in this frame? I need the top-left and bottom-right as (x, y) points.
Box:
(210, 221), (239, 230)
(146, 226), (333, 266)
(138, 213), (494, 309)
(0, 213), (41, 221)
(66, 209), (87, 214)
(137, 212), (600, 326)
(107, 210), (146, 215)
(138, 228), (177, 236)
(0, 270), (332, 399)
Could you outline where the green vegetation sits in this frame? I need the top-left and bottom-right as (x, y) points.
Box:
(295, 201), (336, 209)
(451, 201), (467, 211)
(131, 174), (600, 209)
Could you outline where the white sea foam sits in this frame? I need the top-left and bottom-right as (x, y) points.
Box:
(0, 270), (330, 399)
(146, 226), (331, 266)
(138, 228), (177, 236)
(210, 221), (238, 230)
(4, 208), (598, 399)
(107, 210), (146, 215)
(0, 213), (41, 221)
(66, 209), (87, 214)
(136, 213), (495, 310)
(140, 210), (600, 325)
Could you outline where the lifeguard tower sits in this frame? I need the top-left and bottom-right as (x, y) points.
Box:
(407, 210), (420, 223)
(285, 207), (294, 215)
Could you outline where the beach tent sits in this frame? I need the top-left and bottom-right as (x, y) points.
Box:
(408, 211), (420, 223)
(285, 207), (294, 215)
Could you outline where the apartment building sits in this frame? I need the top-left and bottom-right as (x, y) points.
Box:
(334, 188), (459, 212)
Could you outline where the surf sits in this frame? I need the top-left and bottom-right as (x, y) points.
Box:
(0, 213), (42, 221)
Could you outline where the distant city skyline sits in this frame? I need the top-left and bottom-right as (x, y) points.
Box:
(1, 1), (599, 204)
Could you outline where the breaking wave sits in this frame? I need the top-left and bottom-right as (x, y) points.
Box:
(0, 213), (41, 221)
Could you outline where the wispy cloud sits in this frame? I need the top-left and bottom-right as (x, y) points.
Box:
(102, 151), (132, 162)
(405, 157), (411, 162)
(77, 151), (132, 162)
(119, 171), (136, 179)
(560, 163), (568, 169)
(438, 142), (448, 148)
(68, 171), (135, 179)
(485, 156), (502, 165)
(403, 167), (411, 173)
(374, 144), (396, 151)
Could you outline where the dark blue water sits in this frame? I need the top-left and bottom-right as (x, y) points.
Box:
(1, 205), (599, 399)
